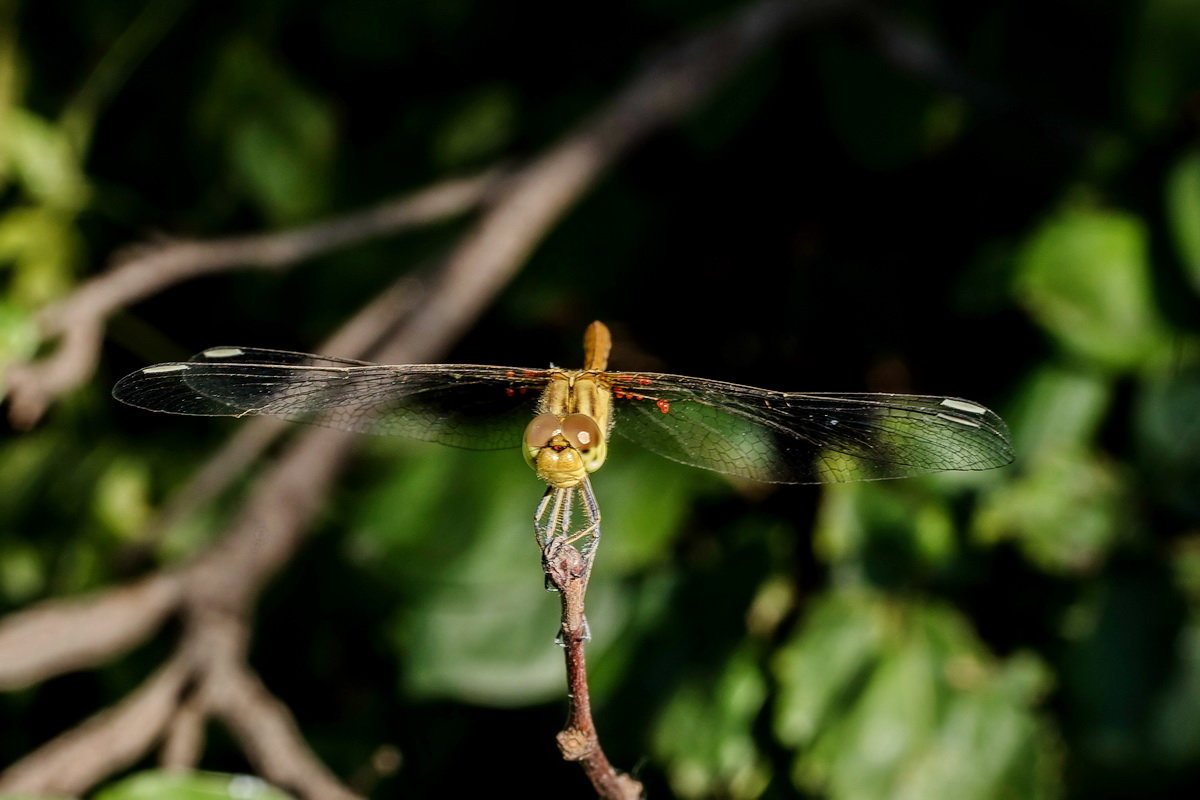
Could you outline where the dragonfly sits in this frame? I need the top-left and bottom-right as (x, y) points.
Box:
(112, 321), (1013, 575)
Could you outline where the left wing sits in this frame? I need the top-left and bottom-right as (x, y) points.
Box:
(112, 347), (549, 450)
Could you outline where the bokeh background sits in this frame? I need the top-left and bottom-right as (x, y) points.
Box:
(3, 0), (1200, 797)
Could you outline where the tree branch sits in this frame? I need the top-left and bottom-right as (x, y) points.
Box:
(544, 541), (643, 800)
(0, 655), (193, 795)
(0, 572), (182, 690)
(212, 658), (362, 800)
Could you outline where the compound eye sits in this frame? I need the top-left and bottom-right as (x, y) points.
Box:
(561, 414), (602, 451)
(524, 413), (561, 448)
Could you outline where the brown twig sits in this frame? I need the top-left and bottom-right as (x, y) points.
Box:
(543, 541), (643, 800)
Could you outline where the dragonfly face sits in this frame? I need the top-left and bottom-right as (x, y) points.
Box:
(523, 372), (612, 488)
(111, 322), (1014, 487)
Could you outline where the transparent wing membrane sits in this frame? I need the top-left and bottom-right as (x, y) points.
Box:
(603, 373), (1013, 484)
(113, 348), (548, 450)
(114, 350), (1013, 483)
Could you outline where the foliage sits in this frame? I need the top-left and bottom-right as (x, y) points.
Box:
(92, 771), (293, 800)
(3, 0), (1200, 798)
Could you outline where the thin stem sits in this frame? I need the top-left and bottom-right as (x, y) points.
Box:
(542, 540), (642, 800)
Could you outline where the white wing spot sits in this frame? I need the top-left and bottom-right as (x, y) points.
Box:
(937, 412), (983, 427)
(143, 364), (190, 374)
(202, 347), (245, 358)
(940, 398), (988, 415)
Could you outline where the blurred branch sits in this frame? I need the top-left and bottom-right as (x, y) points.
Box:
(0, 423), (366, 797)
(0, 572), (182, 690)
(0, 0), (851, 795)
(0, 655), (193, 794)
(136, 274), (426, 550)
(0, 273), (421, 690)
(207, 633), (361, 800)
(182, 609), (361, 800)
(3, 168), (505, 429)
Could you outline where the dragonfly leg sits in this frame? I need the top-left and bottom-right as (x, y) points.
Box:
(536, 480), (602, 645)
(562, 479), (601, 555)
(534, 484), (598, 554)
(553, 616), (591, 647)
(533, 486), (556, 549)
(541, 530), (593, 648)
(534, 486), (572, 549)
(537, 487), (579, 592)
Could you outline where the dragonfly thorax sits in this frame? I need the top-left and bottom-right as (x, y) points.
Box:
(523, 413), (606, 488)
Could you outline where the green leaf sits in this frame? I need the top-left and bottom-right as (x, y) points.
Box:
(1150, 539), (1200, 762)
(774, 591), (1059, 800)
(1134, 369), (1200, 516)
(1166, 149), (1200, 294)
(1003, 363), (1112, 463)
(1014, 207), (1173, 371)
(1170, 536), (1200, 606)
(0, 539), (44, 602)
(198, 39), (336, 224)
(0, 206), (81, 306)
(1059, 570), (1183, 767)
(0, 108), (90, 211)
(91, 457), (153, 540)
(1149, 617), (1200, 763)
(813, 481), (958, 584)
(348, 433), (706, 705)
(349, 443), (658, 705)
(587, 440), (701, 571)
(349, 443), (564, 704)
(773, 591), (887, 745)
(974, 448), (1128, 574)
(653, 645), (771, 799)
(433, 84), (517, 169)
(0, 297), (39, 367)
(92, 770), (293, 800)
(1123, 0), (1200, 131)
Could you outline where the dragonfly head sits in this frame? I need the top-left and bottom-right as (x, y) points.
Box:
(523, 412), (606, 488)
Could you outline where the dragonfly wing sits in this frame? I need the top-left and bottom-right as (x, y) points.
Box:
(608, 373), (1013, 484)
(113, 349), (548, 450)
(188, 346), (378, 367)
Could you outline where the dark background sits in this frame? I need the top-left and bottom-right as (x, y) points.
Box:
(2, 0), (1199, 797)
